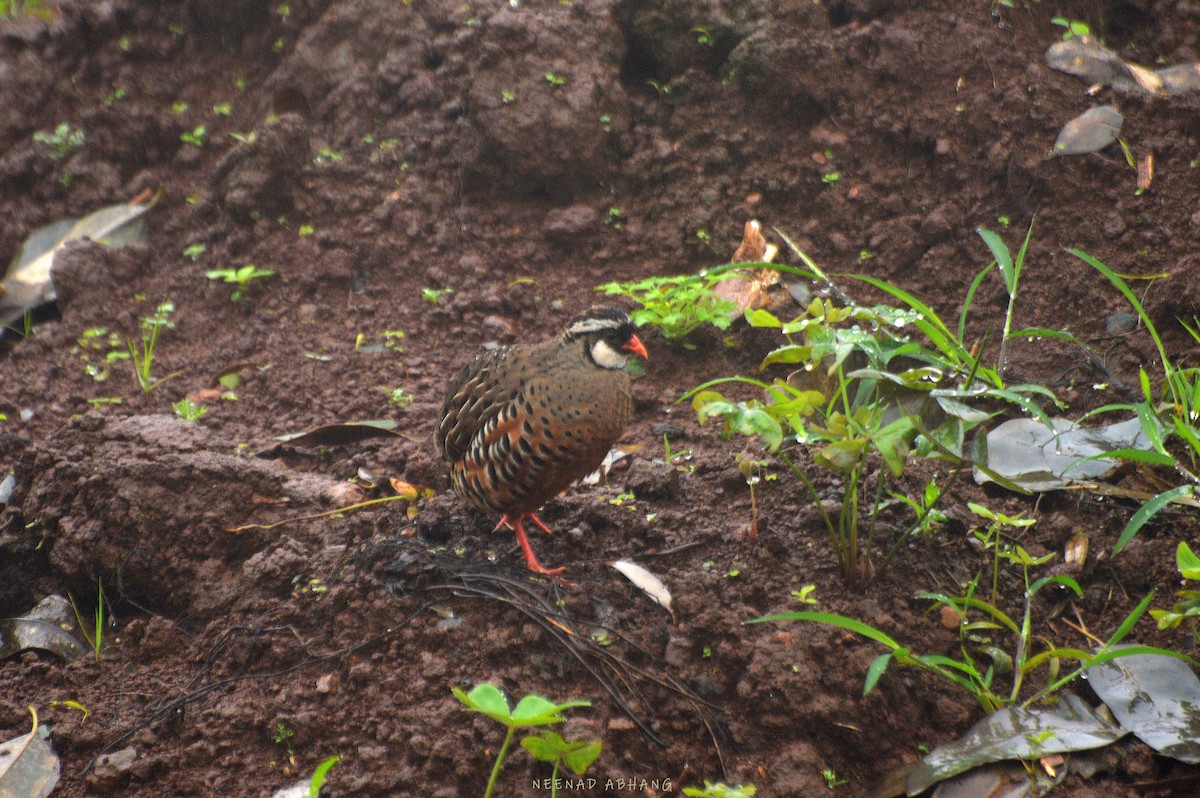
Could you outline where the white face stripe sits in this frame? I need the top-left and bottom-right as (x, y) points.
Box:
(565, 317), (625, 337)
(590, 338), (628, 370)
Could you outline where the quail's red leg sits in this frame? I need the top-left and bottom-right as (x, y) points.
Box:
(526, 513), (555, 536)
(510, 516), (566, 575)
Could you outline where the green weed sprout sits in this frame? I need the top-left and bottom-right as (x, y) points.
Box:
(172, 397), (207, 421)
(751, 564), (1178, 713)
(422, 286), (453, 305)
(127, 301), (180, 394)
(1069, 249), (1200, 551)
(180, 125), (207, 146)
(521, 731), (602, 798)
(683, 782), (757, 797)
(976, 220), (1035, 376)
(68, 579), (109, 661)
(968, 502), (1037, 605)
(206, 264), (275, 301)
(596, 273), (737, 342)
(452, 683), (590, 798)
(307, 755), (340, 798)
(1150, 542), (1200, 633)
(33, 122), (84, 160)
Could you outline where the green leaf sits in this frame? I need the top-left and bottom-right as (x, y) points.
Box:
(561, 740), (603, 774)
(1178, 541), (1200, 581)
(863, 653), (892, 695)
(454, 683), (511, 724)
(521, 731), (566, 763)
(815, 438), (865, 472)
(745, 308), (781, 328)
(308, 755), (341, 798)
(511, 695), (590, 726)
(760, 344), (811, 369)
(1113, 485), (1194, 555)
(747, 610), (902, 650)
(976, 228), (1015, 295)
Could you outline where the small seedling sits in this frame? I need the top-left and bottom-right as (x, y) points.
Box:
(386, 388), (414, 407)
(33, 122), (84, 160)
(544, 72), (566, 87)
(68, 579), (109, 661)
(682, 782), (757, 798)
(274, 722), (297, 763)
(604, 206), (625, 229)
(127, 301), (180, 394)
(212, 101), (232, 115)
(522, 731), (602, 798)
(103, 87), (127, 107)
(314, 147), (343, 165)
(501, 89), (517, 103)
(822, 171), (841, 184)
(647, 78), (671, 94)
(421, 287), (453, 305)
(599, 113), (612, 131)
(180, 125), (207, 146)
(206, 264), (275, 301)
(298, 223), (314, 236)
(1150, 541), (1200, 633)
(821, 768), (848, 789)
(452, 683), (590, 798)
(182, 243), (206, 261)
(172, 397), (207, 421)
(1051, 16), (1091, 39)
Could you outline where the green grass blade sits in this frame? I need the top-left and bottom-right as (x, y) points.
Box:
(1114, 485), (1193, 554)
(958, 262), (995, 343)
(976, 228), (1014, 294)
(746, 610), (902, 650)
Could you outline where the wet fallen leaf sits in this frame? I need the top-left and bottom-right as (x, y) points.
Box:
(1, 201), (151, 331)
(907, 693), (1125, 794)
(269, 419), (400, 450)
(1046, 36), (1198, 95)
(1052, 106), (1122, 156)
(612, 560), (674, 620)
(973, 416), (1149, 492)
(0, 708), (59, 798)
(0, 595), (91, 663)
(1084, 646), (1200, 764)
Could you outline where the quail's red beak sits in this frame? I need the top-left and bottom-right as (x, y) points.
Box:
(623, 333), (649, 360)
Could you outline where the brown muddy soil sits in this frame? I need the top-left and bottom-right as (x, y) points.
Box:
(2, 1), (1199, 796)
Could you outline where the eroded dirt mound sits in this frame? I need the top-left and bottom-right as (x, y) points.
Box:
(2, 1), (1199, 796)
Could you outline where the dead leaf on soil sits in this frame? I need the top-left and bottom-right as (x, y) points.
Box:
(0, 708), (59, 798)
(612, 559), (675, 620)
(1084, 646), (1200, 764)
(0, 595), (91, 663)
(1052, 106), (1123, 156)
(906, 693), (1125, 794)
(973, 416), (1150, 492)
(712, 220), (782, 318)
(1045, 36), (1200, 95)
(0, 200), (151, 332)
(263, 419), (401, 454)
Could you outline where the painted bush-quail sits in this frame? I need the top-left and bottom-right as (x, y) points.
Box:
(435, 306), (649, 575)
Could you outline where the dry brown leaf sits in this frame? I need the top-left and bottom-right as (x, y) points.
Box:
(1137, 153), (1154, 191)
(714, 220), (781, 316)
(612, 559), (674, 620)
